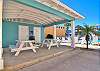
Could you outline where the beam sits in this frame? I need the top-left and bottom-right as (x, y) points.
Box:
(44, 19), (68, 27)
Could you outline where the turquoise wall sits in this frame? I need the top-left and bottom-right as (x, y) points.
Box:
(2, 21), (34, 48)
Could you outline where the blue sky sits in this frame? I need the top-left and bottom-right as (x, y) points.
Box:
(60, 0), (100, 26)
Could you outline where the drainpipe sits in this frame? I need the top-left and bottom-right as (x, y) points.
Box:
(0, 0), (4, 70)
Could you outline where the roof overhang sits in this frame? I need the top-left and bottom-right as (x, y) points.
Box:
(3, 0), (68, 26)
(3, 0), (84, 27)
(13, 0), (73, 20)
(36, 0), (85, 19)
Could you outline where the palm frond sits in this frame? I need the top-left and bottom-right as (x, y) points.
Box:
(77, 24), (95, 36)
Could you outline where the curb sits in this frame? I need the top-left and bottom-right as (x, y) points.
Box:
(4, 50), (68, 71)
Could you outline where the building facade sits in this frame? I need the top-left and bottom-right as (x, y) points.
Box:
(45, 26), (66, 37)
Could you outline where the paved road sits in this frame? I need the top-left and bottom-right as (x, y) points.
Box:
(19, 49), (100, 71)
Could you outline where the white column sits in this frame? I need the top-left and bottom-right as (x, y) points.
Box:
(0, 0), (4, 70)
(71, 20), (75, 48)
(54, 25), (56, 40)
(41, 26), (45, 42)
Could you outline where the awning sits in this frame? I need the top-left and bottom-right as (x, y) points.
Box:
(36, 0), (85, 19)
(3, 0), (84, 27)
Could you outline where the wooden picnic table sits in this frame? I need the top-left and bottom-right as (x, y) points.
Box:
(9, 40), (39, 56)
(41, 39), (60, 50)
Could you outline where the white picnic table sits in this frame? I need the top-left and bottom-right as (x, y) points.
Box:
(9, 40), (39, 56)
(42, 39), (60, 50)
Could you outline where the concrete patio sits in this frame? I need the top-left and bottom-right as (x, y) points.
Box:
(18, 47), (100, 71)
(3, 46), (72, 69)
(2, 45), (100, 71)
(60, 43), (100, 49)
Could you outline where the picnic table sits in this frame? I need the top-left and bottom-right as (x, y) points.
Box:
(9, 40), (40, 56)
(41, 39), (60, 50)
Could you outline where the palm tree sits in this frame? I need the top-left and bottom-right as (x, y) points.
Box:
(77, 25), (95, 49)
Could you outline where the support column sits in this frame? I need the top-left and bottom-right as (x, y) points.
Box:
(64, 23), (66, 35)
(41, 25), (45, 42)
(0, 0), (4, 70)
(54, 25), (56, 40)
(71, 20), (75, 48)
(64, 22), (69, 37)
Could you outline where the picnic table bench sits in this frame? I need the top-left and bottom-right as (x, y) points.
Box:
(41, 39), (60, 50)
(9, 40), (40, 56)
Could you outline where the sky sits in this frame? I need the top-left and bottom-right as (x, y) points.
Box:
(60, 0), (100, 26)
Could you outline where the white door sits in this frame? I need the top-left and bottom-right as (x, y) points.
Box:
(19, 25), (29, 41)
(34, 27), (41, 43)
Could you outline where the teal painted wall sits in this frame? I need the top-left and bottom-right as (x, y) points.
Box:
(2, 21), (34, 48)
(3, 21), (18, 48)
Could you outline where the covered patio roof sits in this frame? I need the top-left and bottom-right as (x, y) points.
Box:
(3, 0), (84, 27)
(0, 0), (85, 70)
(36, 0), (85, 19)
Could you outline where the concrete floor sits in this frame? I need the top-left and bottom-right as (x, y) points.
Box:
(19, 48), (100, 71)
(3, 45), (70, 67)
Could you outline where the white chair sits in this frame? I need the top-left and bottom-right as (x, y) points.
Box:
(9, 41), (21, 52)
(48, 39), (59, 50)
